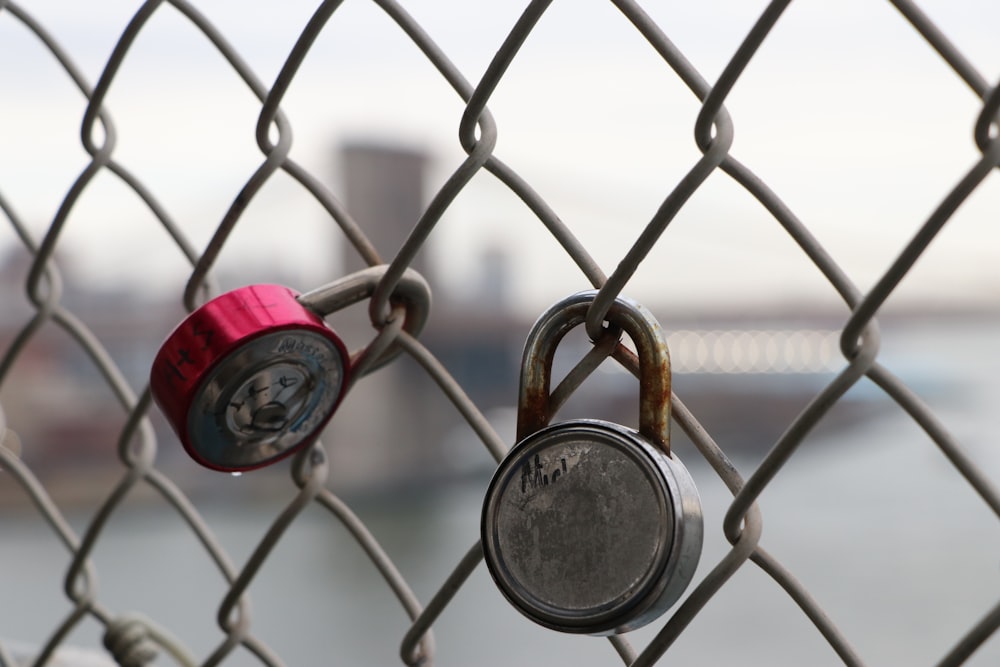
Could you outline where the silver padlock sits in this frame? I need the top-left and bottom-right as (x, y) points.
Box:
(481, 291), (703, 636)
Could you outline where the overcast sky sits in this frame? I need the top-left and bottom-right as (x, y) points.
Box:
(2, 0), (999, 315)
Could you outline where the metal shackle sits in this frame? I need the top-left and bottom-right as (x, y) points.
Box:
(482, 290), (702, 636)
(297, 265), (431, 375)
(150, 266), (431, 472)
(517, 290), (671, 451)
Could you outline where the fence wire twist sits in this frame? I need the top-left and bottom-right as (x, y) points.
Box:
(1, 0), (999, 666)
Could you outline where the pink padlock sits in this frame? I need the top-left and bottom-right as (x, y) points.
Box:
(151, 284), (350, 472)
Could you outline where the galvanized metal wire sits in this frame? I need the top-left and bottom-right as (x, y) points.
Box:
(1, 0), (999, 665)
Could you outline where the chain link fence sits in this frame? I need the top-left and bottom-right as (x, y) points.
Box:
(2, 0), (1000, 665)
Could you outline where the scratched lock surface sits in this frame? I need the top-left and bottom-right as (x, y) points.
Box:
(489, 424), (674, 615)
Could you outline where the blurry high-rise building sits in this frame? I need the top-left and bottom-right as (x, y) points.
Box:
(339, 142), (432, 283)
(324, 140), (450, 490)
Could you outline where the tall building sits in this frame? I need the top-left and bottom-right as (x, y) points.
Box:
(322, 141), (452, 490)
(339, 142), (432, 283)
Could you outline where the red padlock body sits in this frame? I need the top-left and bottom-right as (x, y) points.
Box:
(150, 284), (350, 471)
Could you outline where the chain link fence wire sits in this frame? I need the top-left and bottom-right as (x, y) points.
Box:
(2, 0), (1000, 665)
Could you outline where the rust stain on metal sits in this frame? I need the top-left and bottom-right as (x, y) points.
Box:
(605, 300), (672, 455)
(516, 344), (554, 441)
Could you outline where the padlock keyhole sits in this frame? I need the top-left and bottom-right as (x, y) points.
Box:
(252, 403), (289, 432)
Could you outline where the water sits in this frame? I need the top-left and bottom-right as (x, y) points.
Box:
(3, 319), (1000, 666)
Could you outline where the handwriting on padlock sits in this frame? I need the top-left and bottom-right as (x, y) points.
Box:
(520, 454), (564, 492)
(519, 448), (587, 493)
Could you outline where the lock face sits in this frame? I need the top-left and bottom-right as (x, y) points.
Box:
(481, 291), (703, 636)
(151, 284), (350, 472)
(483, 420), (701, 635)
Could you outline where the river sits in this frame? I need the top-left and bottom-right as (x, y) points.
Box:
(2, 317), (1000, 666)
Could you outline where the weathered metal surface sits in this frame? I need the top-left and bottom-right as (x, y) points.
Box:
(516, 290), (672, 455)
(485, 291), (702, 635)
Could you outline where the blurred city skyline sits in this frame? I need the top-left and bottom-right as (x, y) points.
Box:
(2, 0), (999, 318)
